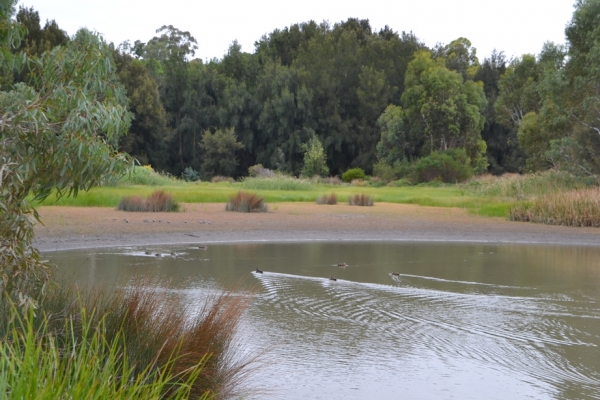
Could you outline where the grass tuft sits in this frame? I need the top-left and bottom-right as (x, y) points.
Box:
(316, 193), (337, 205)
(349, 193), (374, 206)
(118, 190), (179, 212)
(226, 191), (268, 213)
(510, 188), (600, 227)
(239, 175), (313, 191)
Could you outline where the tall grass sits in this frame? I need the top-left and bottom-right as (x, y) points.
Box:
(226, 191), (267, 213)
(349, 194), (374, 206)
(510, 189), (600, 227)
(464, 170), (593, 198)
(316, 193), (337, 205)
(0, 281), (259, 399)
(239, 175), (314, 191)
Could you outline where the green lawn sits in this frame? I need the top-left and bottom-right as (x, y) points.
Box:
(35, 181), (514, 218)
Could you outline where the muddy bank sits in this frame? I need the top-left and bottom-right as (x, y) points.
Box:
(33, 202), (600, 252)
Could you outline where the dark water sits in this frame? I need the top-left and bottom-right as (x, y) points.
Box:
(48, 242), (600, 399)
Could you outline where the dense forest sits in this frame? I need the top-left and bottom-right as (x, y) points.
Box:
(10, 0), (600, 181)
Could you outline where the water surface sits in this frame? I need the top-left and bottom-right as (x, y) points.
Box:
(49, 242), (600, 399)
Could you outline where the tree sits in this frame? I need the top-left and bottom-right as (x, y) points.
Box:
(15, 6), (68, 57)
(401, 51), (486, 163)
(0, 6), (132, 310)
(301, 136), (329, 177)
(199, 128), (243, 177)
(375, 104), (420, 164)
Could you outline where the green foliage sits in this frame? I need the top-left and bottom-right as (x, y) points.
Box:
(15, 6), (68, 57)
(182, 166), (200, 182)
(342, 168), (366, 182)
(301, 136), (329, 177)
(200, 128), (243, 178)
(0, 10), (132, 309)
(411, 149), (473, 183)
(376, 104), (419, 164)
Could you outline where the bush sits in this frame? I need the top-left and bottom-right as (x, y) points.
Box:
(342, 168), (366, 183)
(211, 175), (234, 183)
(248, 164), (275, 178)
(510, 189), (600, 227)
(226, 191), (267, 213)
(301, 137), (329, 177)
(324, 176), (343, 185)
(118, 166), (182, 186)
(182, 167), (200, 182)
(239, 175), (313, 191)
(411, 149), (473, 183)
(387, 178), (412, 187)
(117, 190), (179, 212)
(316, 193), (337, 205)
(348, 194), (374, 206)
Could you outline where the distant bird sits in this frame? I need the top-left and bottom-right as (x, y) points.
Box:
(155, 253), (161, 257)
(170, 252), (176, 257)
(337, 262), (348, 267)
(197, 245), (208, 250)
(329, 275), (337, 281)
(144, 251), (152, 255)
(391, 272), (400, 276)
(255, 268), (263, 274)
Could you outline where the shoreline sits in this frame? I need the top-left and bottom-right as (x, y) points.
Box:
(33, 202), (600, 252)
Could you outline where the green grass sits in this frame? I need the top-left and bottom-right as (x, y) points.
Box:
(35, 180), (513, 217)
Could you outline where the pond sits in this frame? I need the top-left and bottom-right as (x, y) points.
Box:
(48, 242), (600, 399)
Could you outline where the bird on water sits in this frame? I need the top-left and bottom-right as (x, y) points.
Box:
(329, 275), (337, 281)
(337, 262), (348, 267)
(255, 268), (263, 274)
(391, 272), (400, 276)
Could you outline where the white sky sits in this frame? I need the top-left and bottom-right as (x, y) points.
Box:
(25, 0), (575, 62)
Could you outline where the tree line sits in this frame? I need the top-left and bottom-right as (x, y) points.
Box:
(10, 0), (600, 181)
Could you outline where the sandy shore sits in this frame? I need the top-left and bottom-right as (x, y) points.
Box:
(32, 202), (600, 252)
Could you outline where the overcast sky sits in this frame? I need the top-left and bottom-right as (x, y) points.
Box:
(26, 0), (575, 62)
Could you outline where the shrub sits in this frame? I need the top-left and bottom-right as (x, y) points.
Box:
(211, 175), (234, 183)
(368, 177), (386, 187)
(342, 168), (366, 183)
(411, 149), (472, 183)
(324, 176), (343, 185)
(240, 175), (313, 191)
(182, 167), (200, 182)
(388, 178), (412, 187)
(351, 179), (367, 186)
(117, 190), (179, 212)
(118, 166), (182, 186)
(226, 191), (267, 213)
(510, 189), (600, 227)
(316, 193), (337, 205)
(248, 164), (275, 178)
(349, 194), (374, 206)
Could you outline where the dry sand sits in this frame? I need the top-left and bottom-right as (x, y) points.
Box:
(33, 202), (600, 252)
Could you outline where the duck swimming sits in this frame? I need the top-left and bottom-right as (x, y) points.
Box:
(329, 275), (337, 281)
(255, 268), (263, 274)
(337, 262), (348, 267)
(391, 272), (400, 276)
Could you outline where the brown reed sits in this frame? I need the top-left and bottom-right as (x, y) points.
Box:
(510, 188), (600, 227)
(117, 190), (179, 212)
(348, 193), (374, 206)
(225, 191), (267, 213)
(316, 193), (337, 205)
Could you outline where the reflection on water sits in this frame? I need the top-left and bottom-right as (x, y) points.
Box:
(49, 242), (600, 399)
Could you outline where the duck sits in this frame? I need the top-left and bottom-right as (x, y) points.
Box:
(155, 253), (162, 257)
(337, 262), (348, 267)
(144, 251), (152, 255)
(391, 272), (400, 276)
(329, 275), (337, 281)
(197, 245), (208, 250)
(255, 268), (263, 274)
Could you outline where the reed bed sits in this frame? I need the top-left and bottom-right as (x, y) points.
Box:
(510, 189), (600, 227)
(348, 193), (374, 206)
(239, 175), (313, 191)
(118, 190), (179, 212)
(226, 191), (267, 213)
(316, 193), (337, 205)
(0, 281), (260, 399)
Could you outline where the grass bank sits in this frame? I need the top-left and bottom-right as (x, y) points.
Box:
(36, 169), (597, 219)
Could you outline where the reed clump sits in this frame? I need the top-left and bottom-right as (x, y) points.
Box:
(349, 193), (374, 206)
(510, 188), (600, 227)
(118, 190), (179, 212)
(316, 193), (337, 205)
(226, 191), (267, 212)
(0, 281), (259, 399)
